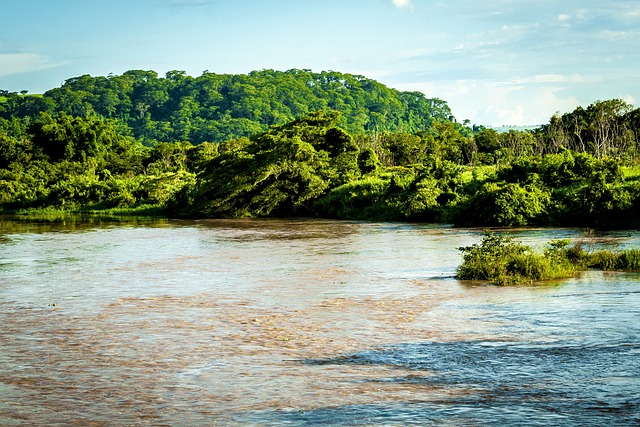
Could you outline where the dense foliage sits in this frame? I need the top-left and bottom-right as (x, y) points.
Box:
(2, 69), (640, 228)
(0, 69), (457, 144)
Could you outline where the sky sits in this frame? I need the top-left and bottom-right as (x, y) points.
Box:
(1, 0), (639, 127)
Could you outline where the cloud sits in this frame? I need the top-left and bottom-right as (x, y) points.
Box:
(392, 79), (583, 126)
(595, 30), (640, 41)
(0, 53), (58, 77)
(391, 0), (412, 10)
(512, 74), (596, 84)
(468, 82), (582, 126)
(622, 94), (636, 105)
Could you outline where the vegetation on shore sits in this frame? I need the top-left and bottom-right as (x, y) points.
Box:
(2, 70), (640, 228)
(457, 231), (640, 285)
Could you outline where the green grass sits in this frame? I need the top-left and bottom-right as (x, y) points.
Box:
(82, 204), (165, 216)
(622, 165), (640, 182)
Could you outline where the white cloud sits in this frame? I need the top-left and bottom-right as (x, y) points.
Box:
(391, 0), (412, 10)
(473, 84), (582, 126)
(596, 30), (640, 41)
(557, 14), (571, 22)
(513, 74), (593, 84)
(621, 94), (636, 106)
(0, 53), (57, 77)
(485, 103), (526, 125)
(392, 79), (582, 126)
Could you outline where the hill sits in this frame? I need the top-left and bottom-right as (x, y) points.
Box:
(0, 69), (459, 145)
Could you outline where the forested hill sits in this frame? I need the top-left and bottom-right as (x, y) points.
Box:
(0, 69), (458, 144)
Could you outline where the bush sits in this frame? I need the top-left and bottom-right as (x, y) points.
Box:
(455, 182), (551, 226)
(560, 181), (634, 228)
(456, 231), (527, 285)
(457, 231), (580, 285)
(615, 249), (640, 270)
(587, 248), (640, 271)
(313, 175), (399, 220)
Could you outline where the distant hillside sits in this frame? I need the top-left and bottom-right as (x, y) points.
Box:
(0, 69), (458, 144)
(491, 125), (541, 133)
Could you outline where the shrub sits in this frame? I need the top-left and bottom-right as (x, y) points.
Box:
(457, 231), (580, 285)
(615, 249), (640, 270)
(587, 248), (640, 271)
(455, 182), (551, 226)
(561, 181), (634, 227)
(313, 175), (398, 220)
(456, 231), (527, 285)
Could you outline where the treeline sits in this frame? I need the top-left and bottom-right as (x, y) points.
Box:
(1, 108), (640, 228)
(0, 69), (460, 144)
(467, 99), (640, 165)
(2, 69), (640, 228)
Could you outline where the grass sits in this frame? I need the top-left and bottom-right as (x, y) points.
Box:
(622, 165), (640, 183)
(587, 248), (640, 271)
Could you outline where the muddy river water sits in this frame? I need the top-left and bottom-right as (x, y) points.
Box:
(0, 217), (639, 426)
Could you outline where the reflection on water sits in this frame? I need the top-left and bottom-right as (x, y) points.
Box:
(0, 216), (639, 426)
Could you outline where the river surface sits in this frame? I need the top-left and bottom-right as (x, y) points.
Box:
(0, 216), (639, 426)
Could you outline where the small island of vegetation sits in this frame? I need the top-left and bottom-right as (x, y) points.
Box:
(457, 230), (640, 285)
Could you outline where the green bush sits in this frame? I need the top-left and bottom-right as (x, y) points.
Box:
(455, 182), (550, 226)
(587, 248), (640, 271)
(560, 181), (634, 227)
(457, 231), (580, 285)
(456, 231), (527, 285)
(313, 175), (398, 220)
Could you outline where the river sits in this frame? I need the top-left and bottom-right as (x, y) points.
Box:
(0, 216), (639, 426)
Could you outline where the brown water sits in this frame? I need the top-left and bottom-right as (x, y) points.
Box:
(0, 217), (639, 426)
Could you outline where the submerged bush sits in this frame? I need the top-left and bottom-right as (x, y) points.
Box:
(457, 231), (580, 285)
(457, 231), (640, 286)
(614, 249), (640, 270)
(587, 248), (640, 271)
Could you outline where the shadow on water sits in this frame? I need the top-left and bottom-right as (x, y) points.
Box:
(236, 340), (640, 426)
(0, 213), (171, 235)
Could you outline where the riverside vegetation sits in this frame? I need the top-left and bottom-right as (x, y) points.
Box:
(2, 69), (640, 231)
(457, 230), (640, 285)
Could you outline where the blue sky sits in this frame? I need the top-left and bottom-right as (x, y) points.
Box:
(1, 0), (638, 126)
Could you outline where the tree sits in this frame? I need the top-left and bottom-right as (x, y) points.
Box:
(3, 69), (460, 144)
(169, 111), (354, 218)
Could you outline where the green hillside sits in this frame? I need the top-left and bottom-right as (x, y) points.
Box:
(0, 69), (459, 145)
